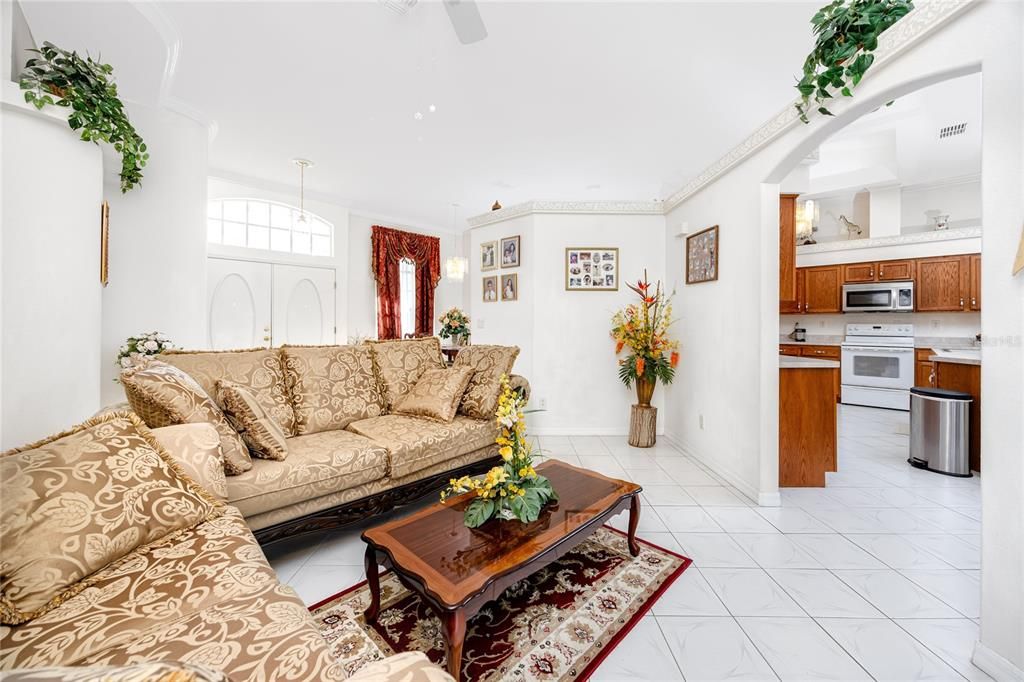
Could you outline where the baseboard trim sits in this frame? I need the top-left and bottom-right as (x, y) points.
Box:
(530, 427), (664, 437)
(973, 641), (1024, 681)
(662, 433), (776, 506)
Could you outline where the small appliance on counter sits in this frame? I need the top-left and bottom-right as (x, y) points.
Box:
(841, 323), (915, 410)
(788, 323), (807, 343)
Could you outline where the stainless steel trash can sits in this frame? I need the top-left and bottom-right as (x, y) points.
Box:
(908, 386), (973, 477)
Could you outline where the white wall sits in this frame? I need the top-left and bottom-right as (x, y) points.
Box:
(468, 211), (668, 435)
(100, 106), (208, 404)
(901, 178), (981, 232)
(780, 312), (980, 340)
(1, 95), (103, 448)
(664, 2), (1024, 673)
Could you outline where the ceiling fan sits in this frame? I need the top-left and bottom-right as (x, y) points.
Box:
(378, 0), (488, 44)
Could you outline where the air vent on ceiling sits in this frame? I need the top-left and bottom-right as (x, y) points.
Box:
(379, 0), (417, 15)
(938, 123), (967, 139)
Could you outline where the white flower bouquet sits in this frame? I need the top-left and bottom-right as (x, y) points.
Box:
(115, 331), (173, 376)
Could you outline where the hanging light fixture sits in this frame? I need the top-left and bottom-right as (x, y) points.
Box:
(444, 203), (468, 281)
(292, 158), (314, 223)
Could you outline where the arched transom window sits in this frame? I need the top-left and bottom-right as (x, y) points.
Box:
(207, 198), (333, 257)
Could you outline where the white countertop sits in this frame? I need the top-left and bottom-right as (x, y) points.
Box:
(928, 351), (981, 366)
(780, 356), (840, 369)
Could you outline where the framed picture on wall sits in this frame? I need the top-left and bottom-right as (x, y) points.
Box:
(686, 225), (719, 284)
(501, 273), (518, 301)
(481, 241), (498, 271)
(482, 275), (498, 302)
(500, 235), (521, 268)
(565, 247), (618, 291)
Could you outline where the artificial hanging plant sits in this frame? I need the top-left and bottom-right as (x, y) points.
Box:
(795, 0), (915, 124)
(19, 41), (148, 192)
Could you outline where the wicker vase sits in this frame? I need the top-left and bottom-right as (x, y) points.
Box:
(635, 377), (655, 407)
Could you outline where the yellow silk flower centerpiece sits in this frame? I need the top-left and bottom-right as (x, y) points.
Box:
(440, 375), (557, 527)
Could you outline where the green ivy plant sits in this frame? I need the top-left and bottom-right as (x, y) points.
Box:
(19, 42), (148, 192)
(795, 0), (915, 124)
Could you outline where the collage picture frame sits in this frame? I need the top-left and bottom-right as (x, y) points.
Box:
(565, 247), (619, 291)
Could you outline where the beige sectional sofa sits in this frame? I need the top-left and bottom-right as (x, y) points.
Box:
(130, 338), (523, 543)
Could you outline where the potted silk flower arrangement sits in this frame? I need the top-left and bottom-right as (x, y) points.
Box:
(611, 272), (679, 406)
(438, 307), (471, 346)
(441, 375), (557, 527)
(115, 331), (172, 379)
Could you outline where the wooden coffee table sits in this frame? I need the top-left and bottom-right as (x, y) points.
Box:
(361, 459), (642, 681)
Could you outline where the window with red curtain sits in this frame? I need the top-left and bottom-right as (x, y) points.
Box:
(370, 225), (441, 340)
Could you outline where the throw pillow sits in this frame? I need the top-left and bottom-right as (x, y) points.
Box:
(452, 345), (521, 419)
(392, 366), (474, 423)
(365, 337), (446, 410)
(281, 345), (385, 435)
(0, 411), (223, 625)
(121, 360), (252, 475)
(150, 423), (229, 501)
(217, 380), (289, 460)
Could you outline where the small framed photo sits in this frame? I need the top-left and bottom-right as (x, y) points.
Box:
(501, 273), (518, 301)
(481, 241), (498, 271)
(565, 247), (618, 291)
(482, 275), (499, 302)
(500, 235), (521, 268)
(686, 225), (719, 284)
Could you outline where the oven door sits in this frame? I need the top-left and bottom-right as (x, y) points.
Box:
(842, 285), (896, 312)
(841, 346), (915, 390)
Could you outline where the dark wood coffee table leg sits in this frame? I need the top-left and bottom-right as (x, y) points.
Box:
(363, 545), (381, 623)
(441, 609), (467, 681)
(627, 495), (641, 557)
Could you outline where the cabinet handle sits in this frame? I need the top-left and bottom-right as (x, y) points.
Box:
(870, 267), (875, 278)
(972, 297), (977, 307)
(960, 297), (965, 308)
(928, 371), (935, 385)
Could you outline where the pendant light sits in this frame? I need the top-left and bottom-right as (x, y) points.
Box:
(444, 203), (468, 281)
(292, 158), (314, 224)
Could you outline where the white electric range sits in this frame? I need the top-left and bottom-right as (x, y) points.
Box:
(841, 323), (916, 411)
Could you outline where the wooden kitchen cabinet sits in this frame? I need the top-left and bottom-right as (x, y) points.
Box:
(842, 262), (877, 283)
(779, 345), (803, 356)
(916, 255), (969, 311)
(779, 366), (838, 486)
(803, 266), (842, 313)
(779, 194), (800, 314)
(914, 349), (936, 388)
(969, 254), (981, 310)
(877, 259), (915, 281)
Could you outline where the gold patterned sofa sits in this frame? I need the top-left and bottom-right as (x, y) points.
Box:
(121, 338), (525, 544)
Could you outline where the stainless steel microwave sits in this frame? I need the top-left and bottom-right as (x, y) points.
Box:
(842, 281), (914, 312)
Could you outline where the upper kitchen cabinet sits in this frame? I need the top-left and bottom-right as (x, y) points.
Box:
(969, 254), (982, 310)
(779, 194), (800, 314)
(842, 259), (915, 283)
(803, 265), (842, 313)
(916, 255), (970, 311)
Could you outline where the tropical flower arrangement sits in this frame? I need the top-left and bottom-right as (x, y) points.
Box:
(610, 271), (679, 405)
(441, 375), (557, 527)
(116, 331), (172, 373)
(438, 307), (471, 345)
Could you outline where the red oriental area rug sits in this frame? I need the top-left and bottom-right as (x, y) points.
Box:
(310, 527), (691, 681)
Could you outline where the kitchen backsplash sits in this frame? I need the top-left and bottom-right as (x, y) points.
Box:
(779, 312), (980, 339)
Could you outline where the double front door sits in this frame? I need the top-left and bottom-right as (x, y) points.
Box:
(207, 257), (336, 349)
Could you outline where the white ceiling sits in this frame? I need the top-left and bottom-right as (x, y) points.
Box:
(17, 1), (821, 228)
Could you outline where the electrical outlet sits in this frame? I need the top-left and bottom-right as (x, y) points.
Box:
(699, 414), (704, 430)
(819, 320), (826, 328)
(478, 318), (486, 329)
(539, 397), (548, 409)
(931, 319), (941, 330)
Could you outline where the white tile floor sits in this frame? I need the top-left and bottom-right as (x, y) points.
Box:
(265, 404), (987, 681)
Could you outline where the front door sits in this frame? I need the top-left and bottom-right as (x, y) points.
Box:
(271, 264), (336, 346)
(207, 258), (272, 349)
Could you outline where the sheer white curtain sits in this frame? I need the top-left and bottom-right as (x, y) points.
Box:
(399, 258), (416, 337)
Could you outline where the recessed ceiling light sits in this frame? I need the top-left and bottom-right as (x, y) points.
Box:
(586, 183), (601, 190)
(414, 112), (423, 120)
(428, 104), (437, 113)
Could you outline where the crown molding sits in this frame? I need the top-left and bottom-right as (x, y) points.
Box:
(661, 0), (978, 212)
(467, 200), (663, 228)
(797, 226), (981, 255)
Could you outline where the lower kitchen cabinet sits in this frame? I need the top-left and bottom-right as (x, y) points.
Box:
(779, 366), (838, 486)
(934, 360), (981, 472)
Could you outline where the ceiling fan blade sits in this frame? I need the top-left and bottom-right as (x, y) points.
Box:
(443, 0), (487, 44)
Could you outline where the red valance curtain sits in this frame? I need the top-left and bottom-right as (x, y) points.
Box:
(371, 225), (441, 340)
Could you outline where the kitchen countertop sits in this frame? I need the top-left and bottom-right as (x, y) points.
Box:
(780, 356), (840, 369)
(928, 351), (981, 366)
(779, 335), (844, 346)
(915, 336), (980, 350)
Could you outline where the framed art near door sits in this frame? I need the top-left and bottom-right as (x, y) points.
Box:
(565, 247), (618, 291)
(686, 225), (719, 284)
(501, 273), (518, 301)
(481, 241), (497, 271)
(501, 235), (521, 268)
(482, 275), (498, 302)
